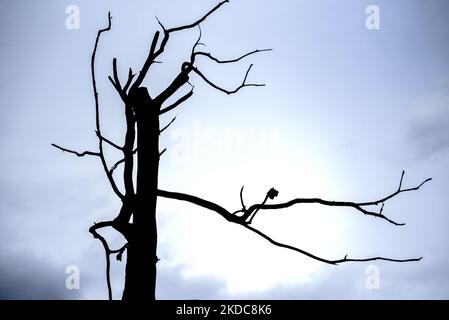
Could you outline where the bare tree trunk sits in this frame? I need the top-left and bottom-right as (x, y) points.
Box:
(122, 88), (160, 301)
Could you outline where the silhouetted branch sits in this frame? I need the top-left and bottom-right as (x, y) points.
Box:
(123, 68), (135, 93)
(357, 170), (432, 206)
(239, 186), (246, 211)
(51, 144), (100, 157)
(194, 49), (272, 64)
(159, 90), (193, 115)
(89, 220), (128, 300)
(242, 187), (278, 224)
(131, 31), (161, 90)
(109, 148), (138, 175)
(245, 172), (431, 226)
(242, 224), (422, 265)
(192, 64), (265, 95)
(157, 179), (425, 265)
(160, 116), (177, 134)
(131, 1), (229, 91)
(96, 131), (123, 150)
(108, 59), (131, 103)
(112, 58), (122, 90)
(91, 12), (124, 200)
(159, 148), (167, 157)
(168, 1), (228, 33)
(157, 189), (241, 223)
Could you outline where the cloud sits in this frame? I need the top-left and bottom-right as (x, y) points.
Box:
(155, 251), (449, 300)
(157, 262), (228, 300)
(409, 90), (449, 157)
(0, 248), (81, 299)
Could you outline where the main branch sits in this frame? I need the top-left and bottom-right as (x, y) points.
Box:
(157, 171), (429, 265)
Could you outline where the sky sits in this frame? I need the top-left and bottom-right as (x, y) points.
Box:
(0, 0), (448, 299)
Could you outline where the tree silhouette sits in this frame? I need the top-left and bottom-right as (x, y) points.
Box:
(53, 2), (430, 301)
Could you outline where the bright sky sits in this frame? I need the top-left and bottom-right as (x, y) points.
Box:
(0, 0), (448, 299)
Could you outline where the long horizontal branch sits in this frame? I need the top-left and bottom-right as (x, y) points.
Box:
(157, 187), (423, 265)
(246, 171), (431, 226)
(243, 224), (422, 265)
(194, 49), (272, 64)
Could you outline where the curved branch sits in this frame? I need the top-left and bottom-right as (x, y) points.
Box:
(194, 49), (272, 64)
(242, 224), (422, 265)
(157, 189), (241, 223)
(157, 185), (425, 265)
(192, 64), (265, 95)
(89, 221), (128, 300)
(357, 170), (432, 206)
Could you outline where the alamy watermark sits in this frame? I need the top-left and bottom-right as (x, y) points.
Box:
(65, 265), (80, 290)
(168, 121), (280, 165)
(365, 264), (380, 290)
(365, 5), (380, 30)
(65, 5), (80, 30)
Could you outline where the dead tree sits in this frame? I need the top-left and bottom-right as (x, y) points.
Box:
(52, 1), (430, 300)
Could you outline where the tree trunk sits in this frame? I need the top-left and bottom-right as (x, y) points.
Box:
(122, 88), (160, 301)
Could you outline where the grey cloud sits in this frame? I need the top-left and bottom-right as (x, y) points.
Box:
(0, 248), (81, 299)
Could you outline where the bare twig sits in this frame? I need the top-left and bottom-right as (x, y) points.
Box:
(194, 49), (272, 64)
(160, 116), (177, 134)
(159, 90), (193, 115)
(123, 68), (135, 93)
(191, 64), (265, 95)
(91, 12), (124, 200)
(239, 186), (246, 211)
(247, 172), (431, 226)
(131, 1), (229, 91)
(109, 148), (138, 175)
(242, 224), (422, 265)
(96, 131), (123, 150)
(51, 144), (99, 157)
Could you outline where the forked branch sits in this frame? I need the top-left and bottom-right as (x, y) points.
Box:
(131, 1), (229, 91)
(89, 221), (128, 300)
(157, 171), (429, 265)
(244, 171), (431, 226)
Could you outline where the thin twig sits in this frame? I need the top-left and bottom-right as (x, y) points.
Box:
(191, 64), (265, 95)
(51, 144), (100, 157)
(160, 116), (177, 134)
